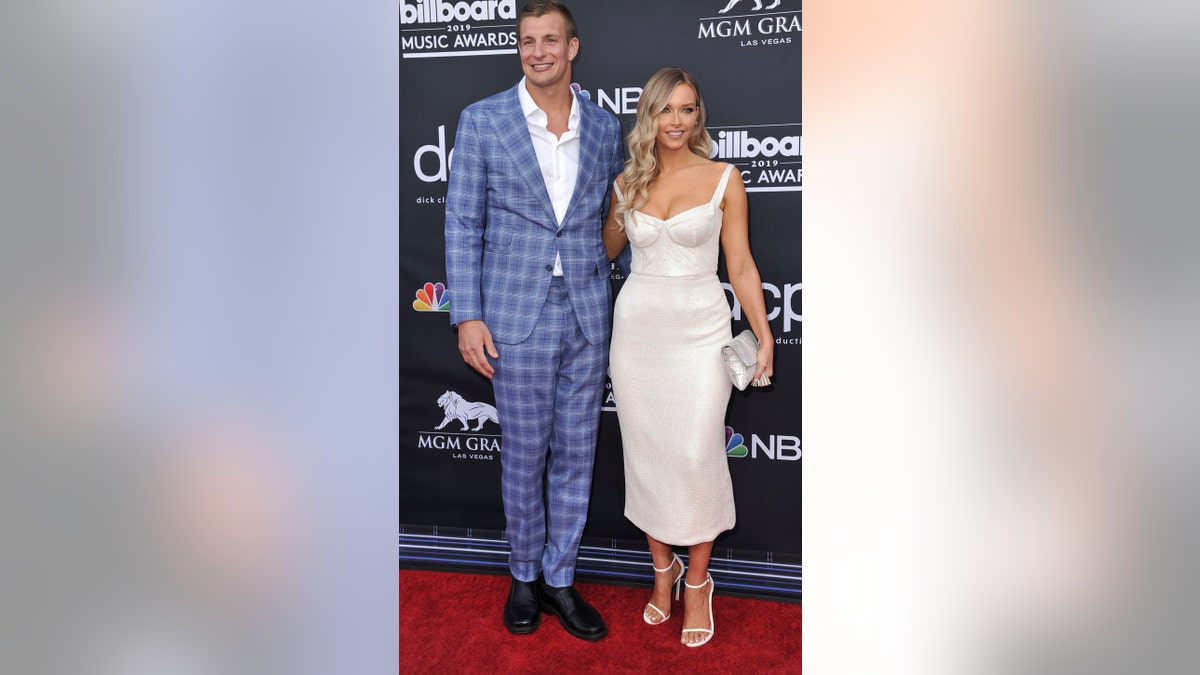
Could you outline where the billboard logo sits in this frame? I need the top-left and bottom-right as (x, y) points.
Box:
(400, 0), (515, 23)
(413, 282), (450, 312)
(602, 378), (616, 412)
(400, 0), (518, 59)
(710, 124), (802, 192)
(711, 129), (800, 160)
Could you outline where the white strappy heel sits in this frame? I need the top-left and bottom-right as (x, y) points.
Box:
(681, 573), (715, 647)
(643, 552), (685, 625)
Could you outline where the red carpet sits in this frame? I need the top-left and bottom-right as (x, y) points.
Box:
(400, 569), (801, 674)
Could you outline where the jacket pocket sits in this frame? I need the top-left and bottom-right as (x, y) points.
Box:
(482, 226), (513, 254)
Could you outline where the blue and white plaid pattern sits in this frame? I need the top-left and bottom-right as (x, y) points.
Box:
(491, 279), (608, 587)
(444, 82), (623, 586)
(445, 83), (624, 347)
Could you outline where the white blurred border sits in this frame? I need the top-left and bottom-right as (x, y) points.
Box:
(1, 1), (399, 672)
(804, 1), (1199, 673)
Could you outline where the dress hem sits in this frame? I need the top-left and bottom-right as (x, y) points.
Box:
(624, 513), (736, 548)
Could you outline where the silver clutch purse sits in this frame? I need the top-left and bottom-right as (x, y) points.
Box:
(722, 329), (771, 390)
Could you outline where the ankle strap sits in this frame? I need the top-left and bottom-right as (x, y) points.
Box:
(684, 574), (712, 589)
(652, 553), (681, 574)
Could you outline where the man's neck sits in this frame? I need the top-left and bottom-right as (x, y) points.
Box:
(525, 79), (574, 119)
(525, 78), (575, 138)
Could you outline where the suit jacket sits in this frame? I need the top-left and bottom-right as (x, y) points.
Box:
(445, 83), (624, 346)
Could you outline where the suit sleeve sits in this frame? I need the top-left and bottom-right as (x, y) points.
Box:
(604, 119), (624, 215)
(606, 118), (633, 277)
(445, 107), (486, 327)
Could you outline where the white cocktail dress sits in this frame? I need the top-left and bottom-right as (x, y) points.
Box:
(610, 164), (738, 546)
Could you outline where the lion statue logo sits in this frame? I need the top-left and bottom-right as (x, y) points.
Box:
(434, 391), (499, 431)
(719, 0), (781, 13)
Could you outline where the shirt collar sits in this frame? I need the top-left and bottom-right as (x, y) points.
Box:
(517, 76), (580, 128)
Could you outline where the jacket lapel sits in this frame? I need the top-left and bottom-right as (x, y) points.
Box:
(490, 85), (556, 225)
(563, 94), (603, 225)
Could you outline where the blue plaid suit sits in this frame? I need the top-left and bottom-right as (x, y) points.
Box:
(445, 83), (623, 586)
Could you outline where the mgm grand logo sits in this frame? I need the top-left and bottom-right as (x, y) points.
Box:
(417, 390), (501, 460)
(698, 0), (799, 47)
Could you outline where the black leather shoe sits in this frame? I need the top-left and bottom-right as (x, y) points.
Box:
(539, 582), (607, 641)
(503, 577), (541, 634)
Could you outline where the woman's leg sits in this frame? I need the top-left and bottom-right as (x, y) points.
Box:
(682, 540), (715, 645)
(644, 534), (683, 624)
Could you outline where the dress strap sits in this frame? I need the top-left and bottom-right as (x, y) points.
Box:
(613, 178), (626, 202)
(710, 164), (737, 206)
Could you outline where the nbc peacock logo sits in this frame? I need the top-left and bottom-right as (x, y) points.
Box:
(725, 426), (748, 458)
(724, 425), (801, 461)
(413, 282), (449, 312)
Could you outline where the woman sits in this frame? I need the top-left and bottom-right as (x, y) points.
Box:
(604, 67), (774, 648)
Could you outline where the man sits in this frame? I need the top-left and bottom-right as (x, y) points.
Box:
(444, 1), (623, 641)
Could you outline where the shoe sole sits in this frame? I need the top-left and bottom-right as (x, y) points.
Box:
(503, 613), (540, 634)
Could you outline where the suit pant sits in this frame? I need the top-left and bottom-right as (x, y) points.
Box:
(490, 276), (607, 587)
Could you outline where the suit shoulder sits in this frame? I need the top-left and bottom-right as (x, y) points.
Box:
(462, 86), (518, 117)
(591, 103), (621, 128)
(576, 94), (616, 120)
(581, 102), (621, 138)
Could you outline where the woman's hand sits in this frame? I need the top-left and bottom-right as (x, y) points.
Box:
(753, 338), (775, 383)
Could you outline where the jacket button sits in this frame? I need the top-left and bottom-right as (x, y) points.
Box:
(545, 265), (553, 271)
(556, 231), (562, 237)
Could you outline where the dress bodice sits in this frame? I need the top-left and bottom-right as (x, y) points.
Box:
(616, 164), (735, 277)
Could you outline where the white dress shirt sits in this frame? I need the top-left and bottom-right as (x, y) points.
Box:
(518, 77), (580, 277)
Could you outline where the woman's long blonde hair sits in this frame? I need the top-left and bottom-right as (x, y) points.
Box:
(613, 67), (713, 227)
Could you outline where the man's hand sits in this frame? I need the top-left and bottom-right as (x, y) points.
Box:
(457, 320), (498, 379)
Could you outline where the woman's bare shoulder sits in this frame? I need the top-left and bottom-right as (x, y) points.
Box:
(694, 159), (734, 180)
(675, 158), (726, 177)
(701, 161), (738, 189)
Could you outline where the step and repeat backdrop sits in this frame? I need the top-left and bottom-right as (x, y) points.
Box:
(399, 0), (801, 600)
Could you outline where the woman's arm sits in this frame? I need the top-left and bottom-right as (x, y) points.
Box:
(603, 187), (629, 261)
(719, 168), (775, 382)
